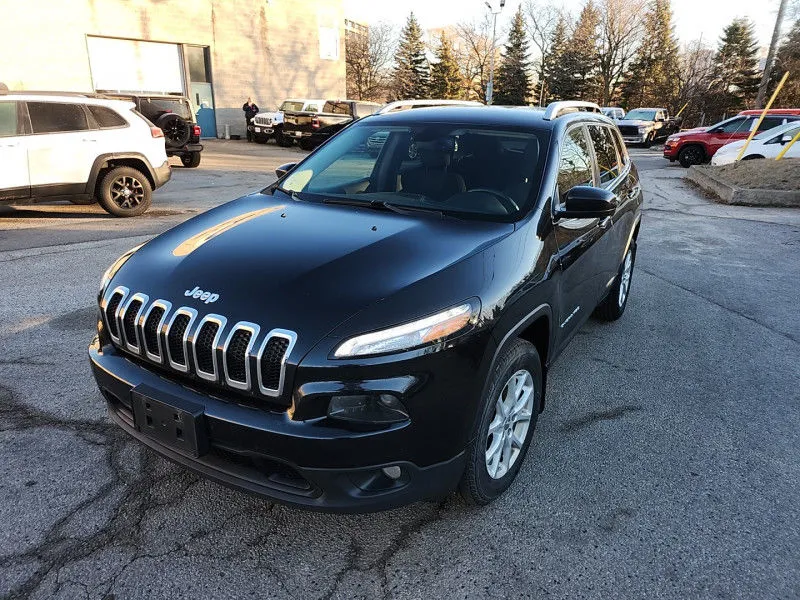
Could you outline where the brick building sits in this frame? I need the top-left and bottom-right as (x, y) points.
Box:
(0, 0), (347, 138)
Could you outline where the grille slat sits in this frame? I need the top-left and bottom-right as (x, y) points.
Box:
(143, 306), (165, 357)
(105, 292), (124, 339)
(168, 314), (191, 366)
(226, 329), (252, 383)
(122, 299), (142, 348)
(260, 337), (290, 391)
(195, 321), (220, 375)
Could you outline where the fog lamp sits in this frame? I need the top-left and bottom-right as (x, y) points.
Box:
(328, 394), (409, 425)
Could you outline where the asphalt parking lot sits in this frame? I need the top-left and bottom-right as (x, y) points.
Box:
(1, 141), (799, 599)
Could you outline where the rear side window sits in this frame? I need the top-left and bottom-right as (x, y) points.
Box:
(756, 116), (787, 132)
(28, 102), (89, 133)
(88, 105), (128, 128)
(0, 101), (18, 137)
(323, 101), (351, 115)
(589, 125), (621, 184)
(355, 103), (377, 117)
(557, 126), (594, 202)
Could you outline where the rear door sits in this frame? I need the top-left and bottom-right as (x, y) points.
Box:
(552, 124), (604, 344)
(25, 101), (96, 196)
(0, 100), (30, 201)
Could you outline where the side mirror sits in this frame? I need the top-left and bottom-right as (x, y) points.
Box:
(275, 162), (297, 178)
(557, 186), (617, 219)
(781, 134), (794, 144)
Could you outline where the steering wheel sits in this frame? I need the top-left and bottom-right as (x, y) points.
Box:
(468, 188), (520, 213)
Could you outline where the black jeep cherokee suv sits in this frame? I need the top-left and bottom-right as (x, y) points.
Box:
(104, 93), (203, 168)
(90, 102), (642, 511)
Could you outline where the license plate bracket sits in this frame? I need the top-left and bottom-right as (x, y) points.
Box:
(131, 386), (208, 457)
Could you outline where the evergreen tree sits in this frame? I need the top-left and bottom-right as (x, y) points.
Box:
(393, 13), (430, 99)
(561, 2), (601, 101)
(772, 20), (800, 106)
(622, 0), (681, 109)
(710, 18), (761, 113)
(430, 32), (463, 99)
(494, 6), (531, 105)
(542, 16), (570, 103)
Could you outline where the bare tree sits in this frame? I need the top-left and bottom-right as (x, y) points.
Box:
(453, 16), (497, 103)
(523, 0), (562, 105)
(345, 22), (396, 101)
(596, 0), (645, 105)
(675, 39), (716, 126)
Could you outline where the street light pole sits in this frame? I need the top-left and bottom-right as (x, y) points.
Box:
(485, 0), (505, 105)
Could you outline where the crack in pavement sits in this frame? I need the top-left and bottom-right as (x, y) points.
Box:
(637, 267), (799, 345)
(560, 405), (643, 433)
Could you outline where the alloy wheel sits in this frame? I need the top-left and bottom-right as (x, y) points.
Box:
(485, 369), (535, 479)
(110, 176), (145, 210)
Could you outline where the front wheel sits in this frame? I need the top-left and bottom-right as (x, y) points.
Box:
(459, 339), (542, 505)
(594, 244), (636, 321)
(276, 133), (292, 147)
(678, 145), (705, 168)
(96, 167), (152, 217)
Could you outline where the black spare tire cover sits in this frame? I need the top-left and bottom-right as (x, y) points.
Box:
(155, 113), (191, 148)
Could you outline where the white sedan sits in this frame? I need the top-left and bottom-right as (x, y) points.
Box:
(711, 121), (800, 165)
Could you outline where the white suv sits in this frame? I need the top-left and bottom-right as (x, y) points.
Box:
(0, 92), (170, 217)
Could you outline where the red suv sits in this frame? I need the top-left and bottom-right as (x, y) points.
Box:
(664, 109), (800, 167)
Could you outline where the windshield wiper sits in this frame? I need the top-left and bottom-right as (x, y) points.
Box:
(322, 197), (447, 218)
(273, 186), (301, 201)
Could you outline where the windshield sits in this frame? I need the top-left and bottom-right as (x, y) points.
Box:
(625, 109), (657, 121)
(277, 122), (547, 221)
(757, 121), (800, 140)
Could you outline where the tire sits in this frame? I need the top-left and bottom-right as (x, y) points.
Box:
(299, 139), (315, 151)
(155, 113), (191, 148)
(181, 152), (201, 168)
(96, 167), (152, 217)
(276, 133), (292, 147)
(594, 243), (636, 321)
(459, 339), (543, 505)
(643, 132), (655, 148)
(68, 197), (96, 205)
(678, 145), (705, 168)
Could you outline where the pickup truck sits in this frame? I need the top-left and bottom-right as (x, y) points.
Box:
(616, 108), (680, 146)
(282, 100), (381, 150)
(250, 98), (324, 146)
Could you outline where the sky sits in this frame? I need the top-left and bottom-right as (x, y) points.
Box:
(343, 0), (790, 51)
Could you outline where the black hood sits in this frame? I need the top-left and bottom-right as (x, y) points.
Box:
(112, 193), (514, 356)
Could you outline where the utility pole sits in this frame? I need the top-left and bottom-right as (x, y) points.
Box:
(756, 0), (789, 108)
(485, 0), (506, 104)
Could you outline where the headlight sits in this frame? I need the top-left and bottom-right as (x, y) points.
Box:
(638, 126), (648, 133)
(99, 243), (144, 296)
(333, 301), (478, 358)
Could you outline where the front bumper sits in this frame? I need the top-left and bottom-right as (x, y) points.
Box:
(153, 160), (171, 189)
(622, 134), (648, 145)
(663, 143), (679, 159)
(89, 338), (469, 512)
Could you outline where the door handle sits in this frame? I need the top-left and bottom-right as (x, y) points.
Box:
(0, 142), (19, 148)
(599, 217), (613, 230)
(82, 138), (97, 143)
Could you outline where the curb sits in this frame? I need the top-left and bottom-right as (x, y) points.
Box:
(685, 166), (800, 207)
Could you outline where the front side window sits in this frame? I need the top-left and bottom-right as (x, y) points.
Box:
(0, 101), (18, 137)
(356, 103), (378, 117)
(323, 101), (351, 115)
(589, 125), (621, 185)
(715, 117), (750, 134)
(280, 101), (306, 112)
(88, 105), (128, 128)
(27, 102), (89, 134)
(557, 126), (594, 203)
(278, 122), (547, 221)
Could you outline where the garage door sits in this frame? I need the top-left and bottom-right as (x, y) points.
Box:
(87, 36), (184, 94)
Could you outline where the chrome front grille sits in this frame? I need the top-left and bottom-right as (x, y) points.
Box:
(253, 116), (272, 127)
(100, 290), (296, 399)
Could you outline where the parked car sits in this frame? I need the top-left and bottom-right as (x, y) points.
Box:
(616, 107), (679, 146)
(90, 101), (642, 511)
(711, 120), (800, 165)
(601, 107), (625, 120)
(0, 91), (170, 216)
(282, 99), (381, 150)
(664, 109), (800, 167)
(103, 93), (203, 168)
(250, 98), (325, 145)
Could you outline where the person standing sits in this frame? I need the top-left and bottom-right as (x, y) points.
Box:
(242, 97), (259, 142)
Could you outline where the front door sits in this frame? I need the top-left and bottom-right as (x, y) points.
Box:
(552, 125), (604, 346)
(0, 100), (29, 201)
